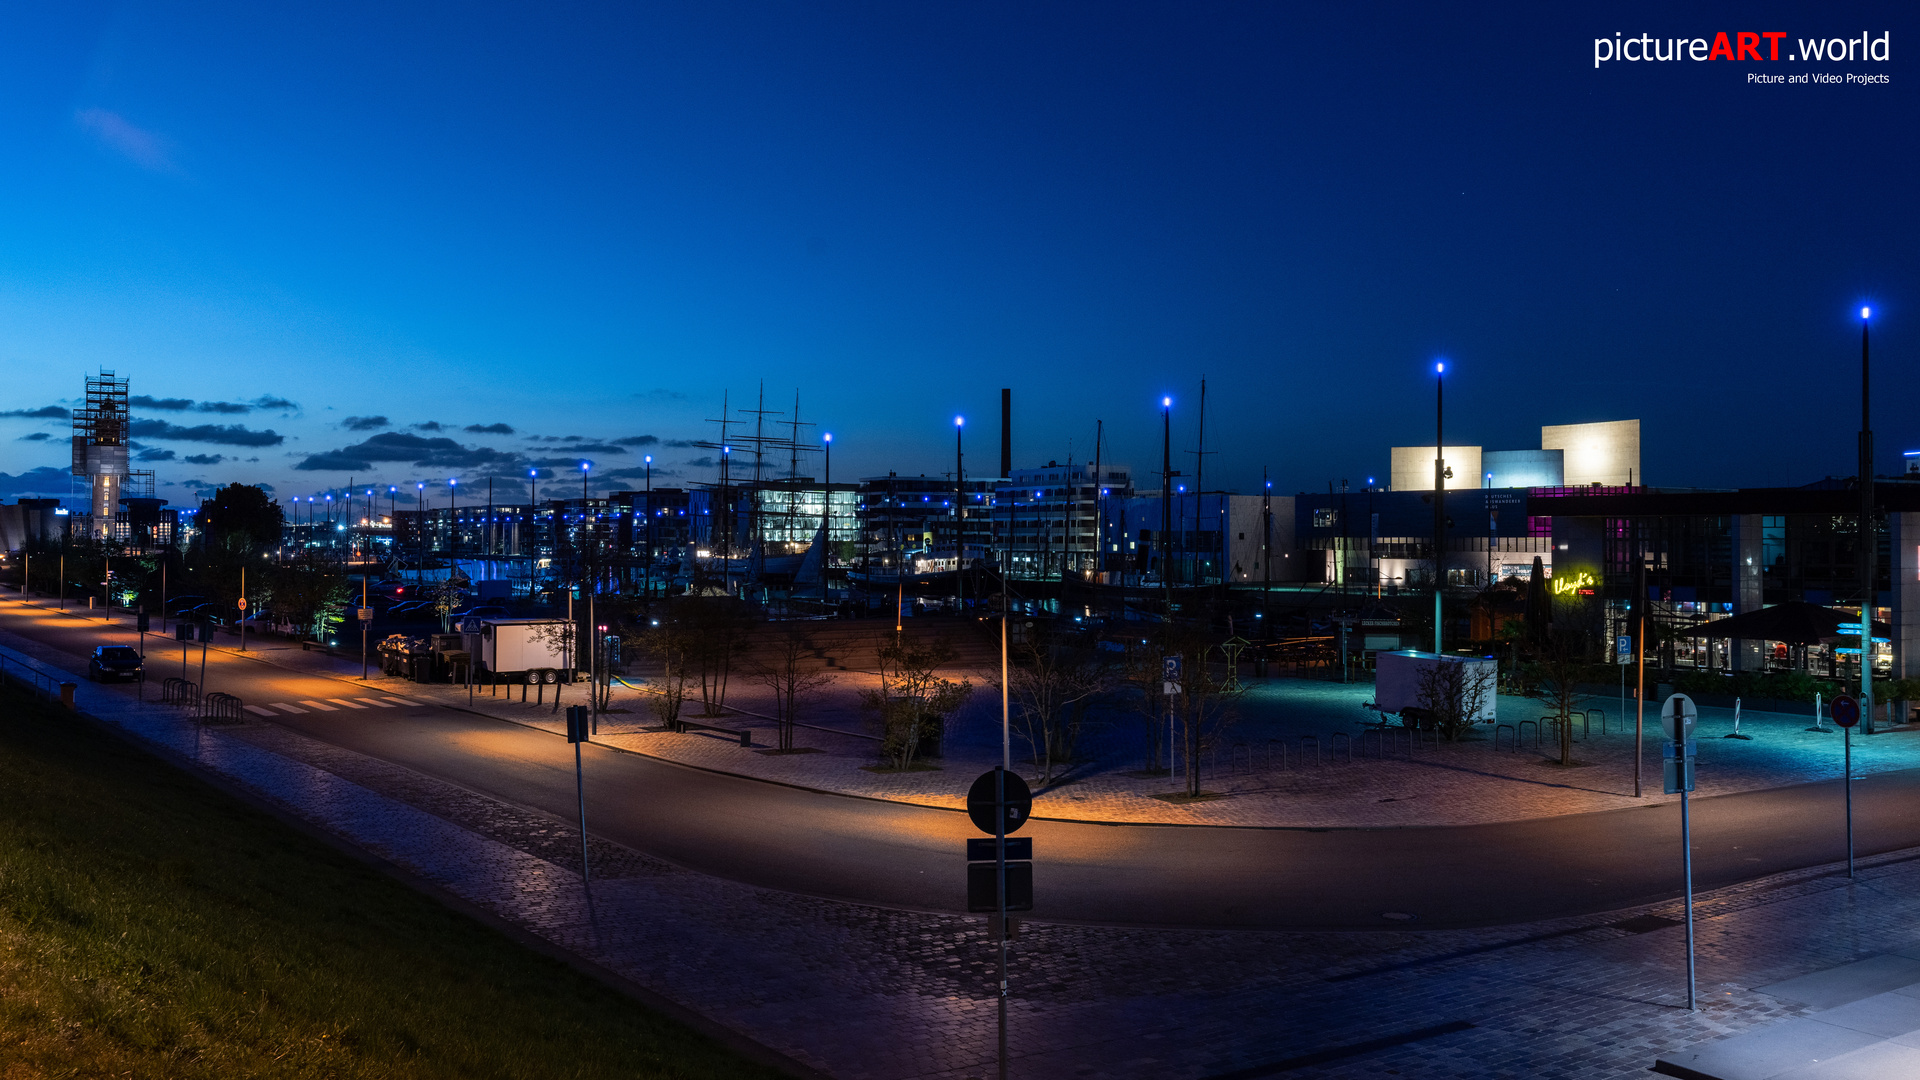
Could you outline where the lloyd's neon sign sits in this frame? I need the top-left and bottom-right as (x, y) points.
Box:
(1551, 570), (1596, 596)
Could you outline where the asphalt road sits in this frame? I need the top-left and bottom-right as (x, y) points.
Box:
(3, 595), (1912, 932)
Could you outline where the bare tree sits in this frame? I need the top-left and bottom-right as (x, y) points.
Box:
(861, 635), (973, 770)
(1412, 659), (1494, 742)
(1003, 634), (1116, 786)
(632, 603), (693, 727)
(1525, 628), (1588, 766)
(753, 621), (837, 751)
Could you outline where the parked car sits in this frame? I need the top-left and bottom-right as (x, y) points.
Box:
(88, 645), (144, 682)
(453, 605), (512, 621)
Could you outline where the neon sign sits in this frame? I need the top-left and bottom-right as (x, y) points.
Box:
(1551, 570), (1595, 596)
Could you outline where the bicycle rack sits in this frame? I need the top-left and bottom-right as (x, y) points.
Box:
(1231, 741), (1252, 774)
(201, 692), (245, 725)
(1494, 724), (1516, 752)
(1588, 708), (1606, 736)
(161, 677), (200, 708)
(1329, 731), (1352, 764)
(1266, 738), (1286, 771)
(1517, 719), (1540, 748)
(1299, 734), (1322, 767)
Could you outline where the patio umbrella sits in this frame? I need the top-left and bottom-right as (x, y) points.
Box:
(1679, 601), (1889, 646)
(1525, 556), (1551, 642)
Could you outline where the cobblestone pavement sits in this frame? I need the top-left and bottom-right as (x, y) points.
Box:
(34, 607), (1920, 828)
(10, 624), (1920, 1078)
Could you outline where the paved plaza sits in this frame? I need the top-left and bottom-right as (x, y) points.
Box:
(8, 614), (1920, 1077)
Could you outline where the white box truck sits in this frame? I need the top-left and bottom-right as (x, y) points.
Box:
(1374, 650), (1498, 723)
(469, 618), (574, 677)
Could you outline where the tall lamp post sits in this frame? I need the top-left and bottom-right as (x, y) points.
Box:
(448, 478), (458, 576)
(954, 416), (965, 613)
(1160, 397), (1173, 629)
(415, 483), (426, 583)
(643, 455), (653, 598)
(1859, 306), (1876, 732)
(821, 433), (832, 607)
(581, 461), (593, 598)
(1433, 361), (1447, 654)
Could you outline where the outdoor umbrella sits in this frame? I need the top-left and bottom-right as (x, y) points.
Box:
(1525, 556), (1551, 642)
(1679, 601), (1889, 646)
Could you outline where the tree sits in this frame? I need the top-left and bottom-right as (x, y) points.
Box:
(678, 596), (756, 716)
(197, 484), (283, 555)
(1524, 628), (1589, 766)
(1003, 632), (1115, 786)
(1165, 630), (1244, 797)
(752, 621), (837, 752)
(631, 601), (694, 727)
(260, 554), (351, 641)
(861, 635), (973, 770)
(1412, 658), (1494, 741)
(432, 576), (464, 632)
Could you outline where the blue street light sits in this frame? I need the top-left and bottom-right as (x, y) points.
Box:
(1862, 306), (1872, 319)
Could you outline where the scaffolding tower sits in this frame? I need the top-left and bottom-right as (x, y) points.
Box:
(72, 370), (131, 537)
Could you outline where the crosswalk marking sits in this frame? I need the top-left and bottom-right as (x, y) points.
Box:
(356, 698), (394, 708)
(327, 698), (366, 709)
(299, 700), (338, 711)
(243, 705), (277, 716)
(382, 697), (422, 707)
(271, 703), (308, 714)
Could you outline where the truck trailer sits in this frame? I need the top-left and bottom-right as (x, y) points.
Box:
(1374, 650), (1498, 724)
(467, 618), (574, 678)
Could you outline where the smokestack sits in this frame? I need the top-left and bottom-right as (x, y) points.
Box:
(1000, 388), (1012, 479)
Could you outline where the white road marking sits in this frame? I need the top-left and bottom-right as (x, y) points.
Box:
(327, 698), (366, 709)
(272, 703), (308, 714)
(381, 697), (422, 707)
(299, 700), (338, 711)
(244, 705), (277, 716)
(356, 698), (394, 708)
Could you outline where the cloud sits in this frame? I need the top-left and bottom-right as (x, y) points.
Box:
(342, 415), (390, 431)
(0, 467), (73, 497)
(129, 395), (195, 411)
(0, 405), (69, 419)
(684, 456), (717, 469)
(602, 465), (679, 480)
(464, 423), (514, 435)
(614, 435), (659, 446)
(665, 439), (700, 448)
(253, 396), (298, 412)
(545, 443), (627, 456)
(195, 400), (250, 414)
(293, 432), (519, 472)
(413, 421), (445, 432)
(75, 107), (179, 173)
(137, 447), (176, 461)
(128, 419), (285, 446)
(182, 453), (225, 465)
(18, 432), (52, 442)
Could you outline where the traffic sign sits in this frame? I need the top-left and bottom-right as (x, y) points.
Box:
(565, 704), (590, 743)
(137, 612), (150, 633)
(1162, 655), (1182, 696)
(1832, 694), (1860, 728)
(1660, 693), (1698, 743)
(966, 837), (1033, 861)
(966, 768), (1033, 835)
(237, 597), (248, 610)
(1616, 635), (1632, 665)
(358, 607), (375, 623)
(966, 862), (1033, 912)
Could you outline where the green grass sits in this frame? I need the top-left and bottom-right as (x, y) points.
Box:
(0, 687), (784, 1079)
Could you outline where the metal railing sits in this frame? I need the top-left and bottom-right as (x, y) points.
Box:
(0, 652), (61, 702)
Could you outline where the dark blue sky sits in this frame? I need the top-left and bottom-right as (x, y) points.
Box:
(0, 2), (1912, 504)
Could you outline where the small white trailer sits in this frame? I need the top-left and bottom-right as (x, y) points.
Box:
(1374, 650), (1499, 723)
(468, 618), (574, 676)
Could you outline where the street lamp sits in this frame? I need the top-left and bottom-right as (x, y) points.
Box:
(1160, 396), (1173, 623)
(449, 479), (458, 573)
(416, 482), (426, 583)
(821, 434), (832, 606)
(1433, 360), (1446, 653)
(954, 416), (965, 612)
(1858, 305), (1875, 732)
(581, 461), (592, 597)
(643, 455), (653, 597)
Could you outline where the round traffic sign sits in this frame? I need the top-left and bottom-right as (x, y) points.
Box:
(966, 768), (1033, 836)
(236, 597), (248, 610)
(1832, 694), (1860, 729)
(1659, 693), (1698, 742)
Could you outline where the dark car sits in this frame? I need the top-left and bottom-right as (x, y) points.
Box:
(88, 645), (144, 682)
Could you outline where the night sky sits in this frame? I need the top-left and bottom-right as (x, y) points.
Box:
(0, 2), (1912, 506)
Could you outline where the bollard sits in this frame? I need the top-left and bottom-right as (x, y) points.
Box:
(59, 681), (77, 710)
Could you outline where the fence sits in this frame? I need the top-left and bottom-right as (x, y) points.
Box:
(0, 652), (63, 703)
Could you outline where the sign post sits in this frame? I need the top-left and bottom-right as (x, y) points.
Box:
(1162, 655), (1182, 779)
(1662, 692), (1698, 1011)
(967, 767), (1033, 1080)
(565, 704), (598, 928)
(1833, 694), (1861, 878)
(1617, 632), (1630, 733)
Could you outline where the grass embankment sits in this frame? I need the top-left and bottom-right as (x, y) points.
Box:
(0, 687), (781, 1079)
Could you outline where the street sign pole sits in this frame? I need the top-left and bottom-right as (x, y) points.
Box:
(995, 765), (1008, 1080)
(1663, 693), (1698, 1011)
(566, 705), (598, 933)
(1834, 693), (1860, 878)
